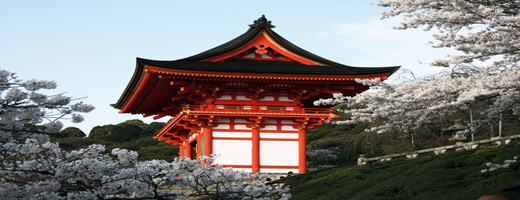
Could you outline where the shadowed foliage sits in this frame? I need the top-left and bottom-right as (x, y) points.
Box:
(284, 143), (520, 200)
(52, 120), (177, 161)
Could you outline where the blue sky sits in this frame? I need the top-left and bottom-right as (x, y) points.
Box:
(0, 1), (449, 133)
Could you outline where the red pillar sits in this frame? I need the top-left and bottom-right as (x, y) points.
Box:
(252, 125), (260, 173)
(298, 128), (307, 174)
(179, 144), (184, 159)
(203, 127), (212, 157)
(196, 132), (202, 160)
(184, 142), (192, 159)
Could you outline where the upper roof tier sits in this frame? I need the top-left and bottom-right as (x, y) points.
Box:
(112, 15), (400, 112)
(137, 58), (399, 75)
(136, 15), (399, 74)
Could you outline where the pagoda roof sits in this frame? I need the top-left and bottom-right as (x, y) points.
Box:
(112, 15), (400, 111)
(137, 58), (399, 75)
(135, 15), (399, 73)
(179, 15), (347, 66)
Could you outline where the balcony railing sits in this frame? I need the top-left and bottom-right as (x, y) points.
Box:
(181, 105), (333, 116)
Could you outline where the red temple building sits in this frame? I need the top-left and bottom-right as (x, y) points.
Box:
(113, 15), (399, 174)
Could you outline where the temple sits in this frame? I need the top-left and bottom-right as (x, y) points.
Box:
(113, 15), (399, 174)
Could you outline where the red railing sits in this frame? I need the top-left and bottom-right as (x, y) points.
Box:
(181, 105), (332, 115)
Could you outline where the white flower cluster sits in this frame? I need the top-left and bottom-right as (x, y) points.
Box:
(314, 0), (520, 134)
(0, 139), (291, 200)
(23, 79), (57, 91)
(314, 93), (349, 106)
(379, 0), (520, 70)
(480, 156), (518, 173)
(0, 69), (290, 199)
(355, 78), (382, 86)
(0, 69), (95, 139)
(315, 67), (520, 134)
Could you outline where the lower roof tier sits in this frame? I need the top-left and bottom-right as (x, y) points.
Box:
(113, 62), (397, 115)
(155, 106), (334, 145)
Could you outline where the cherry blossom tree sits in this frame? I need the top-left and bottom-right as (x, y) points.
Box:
(0, 142), (290, 199)
(379, 0), (520, 72)
(316, 69), (520, 134)
(316, 0), (520, 136)
(0, 69), (95, 142)
(0, 69), (290, 199)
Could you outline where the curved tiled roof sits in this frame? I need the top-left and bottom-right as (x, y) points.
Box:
(112, 15), (400, 110)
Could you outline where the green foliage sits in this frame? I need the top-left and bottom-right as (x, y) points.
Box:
(89, 124), (143, 142)
(54, 136), (96, 150)
(52, 120), (176, 161)
(284, 144), (520, 200)
(299, 104), (520, 199)
(137, 144), (179, 161)
(55, 127), (86, 138)
(306, 123), (412, 167)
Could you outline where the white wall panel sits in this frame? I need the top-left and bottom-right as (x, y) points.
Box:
(260, 133), (298, 139)
(216, 118), (230, 123)
(236, 95), (251, 100)
(260, 96), (275, 101)
(234, 124), (251, 130)
(264, 119), (277, 124)
(278, 96), (292, 102)
(213, 131), (252, 138)
(260, 141), (299, 166)
(213, 140), (252, 165)
(281, 120), (295, 124)
(261, 125), (277, 131)
(281, 125), (298, 131)
(217, 95), (232, 100)
(214, 124), (230, 129)
(234, 118), (248, 123)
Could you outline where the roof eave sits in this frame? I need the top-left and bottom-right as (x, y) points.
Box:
(112, 59), (146, 109)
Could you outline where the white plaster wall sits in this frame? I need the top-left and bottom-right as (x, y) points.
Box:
(214, 124), (230, 129)
(260, 141), (299, 166)
(264, 119), (277, 124)
(236, 95), (251, 100)
(234, 118), (247, 123)
(260, 133), (298, 139)
(213, 140), (252, 165)
(260, 96), (275, 101)
(281, 125), (298, 131)
(278, 96), (292, 101)
(217, 95), (232, 100)
(260, 125), (277, 131)
(216, 118), (230, 123)
(281, 120), (295, 124)
(212, 131), (252, 138)
(234, 124), (251, 130)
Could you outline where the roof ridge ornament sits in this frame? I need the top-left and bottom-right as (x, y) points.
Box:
(249, 15), (275, 29)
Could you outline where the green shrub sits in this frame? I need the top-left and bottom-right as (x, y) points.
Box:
(284, 143), (520, 200)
